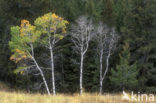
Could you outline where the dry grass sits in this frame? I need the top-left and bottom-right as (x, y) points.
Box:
(0, 91), (155, 103)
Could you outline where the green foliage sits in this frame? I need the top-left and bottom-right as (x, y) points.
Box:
(9, 20), (41, 63)
(13, 66), (27, 74)
(110, 43), (138, 90)
(34, 13), (68, 44)
(118, 0), (156, 90)
(0, 0), (155, 93)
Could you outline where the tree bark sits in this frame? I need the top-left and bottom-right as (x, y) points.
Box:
(49, 44), (56, 95)
(99, 49), (103, 94)
(80, 52), (84, 95)
(32, 57), (51, 95)
(30, 44), (50, 95)
(102, 49), (111, 81)
(99, 48), (111, 95)
(99, 80), (103, 94)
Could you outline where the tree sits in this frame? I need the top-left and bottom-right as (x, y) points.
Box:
(120, 0), (156, 90)
(95, 22), (118, 94)
(70, 16), (94, 94)
(34, 13), (68, 95)
(110, 43), (138, 90)
(9, 20), (50, 95)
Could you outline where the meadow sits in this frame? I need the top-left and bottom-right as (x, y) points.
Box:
(0, 91), (155, 103)
(0, 82), (155, 103)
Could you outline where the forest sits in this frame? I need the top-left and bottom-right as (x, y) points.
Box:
(0, 0), (155, 96)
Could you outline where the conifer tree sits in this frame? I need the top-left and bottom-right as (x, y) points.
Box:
(110, 43), (138, 90)
(121, 0), (156, 90)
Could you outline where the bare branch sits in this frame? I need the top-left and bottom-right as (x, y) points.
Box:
(96, 22), (118, 94)
(70, 16), (94, 94)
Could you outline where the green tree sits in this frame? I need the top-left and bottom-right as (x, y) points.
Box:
(120, 0), (156, 90)
(110, 43), (138, 90)
(9, 20), (51, 94)
(34, 13), (68, 95)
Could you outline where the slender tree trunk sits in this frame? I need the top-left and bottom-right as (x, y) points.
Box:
(103, 49), (111, 80)
(49, 44), (56, 95)
(30, 44), (50, 95)
(32, 57), (50, 95)
(99, 49), (111, 95)
(99, 80), (103, 94)
(99, 49), (103, 94)
(80, 52), (84, 95)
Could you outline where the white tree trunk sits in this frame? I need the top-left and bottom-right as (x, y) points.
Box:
(49, 44), (56, 95)
(80, 52), (84, 95)
(30, 44), (50, 95)
(70, 16), (93, 95)
(102, 49), (111, 81)
(99, 49), (103, 94)
(96, 23), (117, 95)
(99, 48), (111, 95)
(32, 57), (51, 95)
(99, 79), (103, 94)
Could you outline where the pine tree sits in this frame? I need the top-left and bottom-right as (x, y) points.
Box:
(110, 43), (138, 90)
(143, 0), (156, 92)
(120, 0), (156, 90)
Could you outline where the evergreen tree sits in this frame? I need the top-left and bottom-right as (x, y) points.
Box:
(120, 0), (156, 91)
(143, 0), (156, 92)
(0, 0), (155, 93)
(110, 43), (138, 90)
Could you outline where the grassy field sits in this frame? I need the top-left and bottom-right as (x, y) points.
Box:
(0, 82), (155, 103)
(0, 91), (155, 103)
(0, 91), (123, 103)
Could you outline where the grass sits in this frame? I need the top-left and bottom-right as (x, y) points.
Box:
(0, 91), (155, 103)
(0, 82), (155, 103)
(0, 91), (119, 103)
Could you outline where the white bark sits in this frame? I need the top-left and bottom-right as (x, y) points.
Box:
(49, 39), (56, 95)
(71, 16), (94, 95)
(30, 44), (50, 95)
(80, 52), (84, 95)
(96, 23), (118, 94)
(32, 57), (50, 95)
(99, 48), (111, 94)
(47, 28), (60, 95)
(99, 49), (103, 94)
(102, 48), (111, 81)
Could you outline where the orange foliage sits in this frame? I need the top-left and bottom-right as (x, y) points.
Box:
(21, 20), (30, 27)
(20, 19), (35, 37)
(10, 49), (29, 63)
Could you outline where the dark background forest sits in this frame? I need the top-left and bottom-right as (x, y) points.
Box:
(0, 0), (155, 93)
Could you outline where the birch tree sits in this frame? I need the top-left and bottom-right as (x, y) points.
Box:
(70, 16), (94, 95)
(34, 13), (68, 95)
(96, 22), (118, 94)
(9, 20), (50, 95)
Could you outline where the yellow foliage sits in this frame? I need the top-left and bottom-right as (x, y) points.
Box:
(20, 19), (36, 38)
(20, 71), (24, 75)
(10, 49), (29, 63)
(35, 13), (69, 36)
(15, 49), (25, 55)
(15, 49), (21, 53)
(62, 28), (67, 33)
(21, 20), (30, 27)
(60, 36), (64, 40)
(52, 13), (58, 19)
(10, 55), (15, 61)
(22, 55), (27, 59)
(15, 58), (22, 63)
